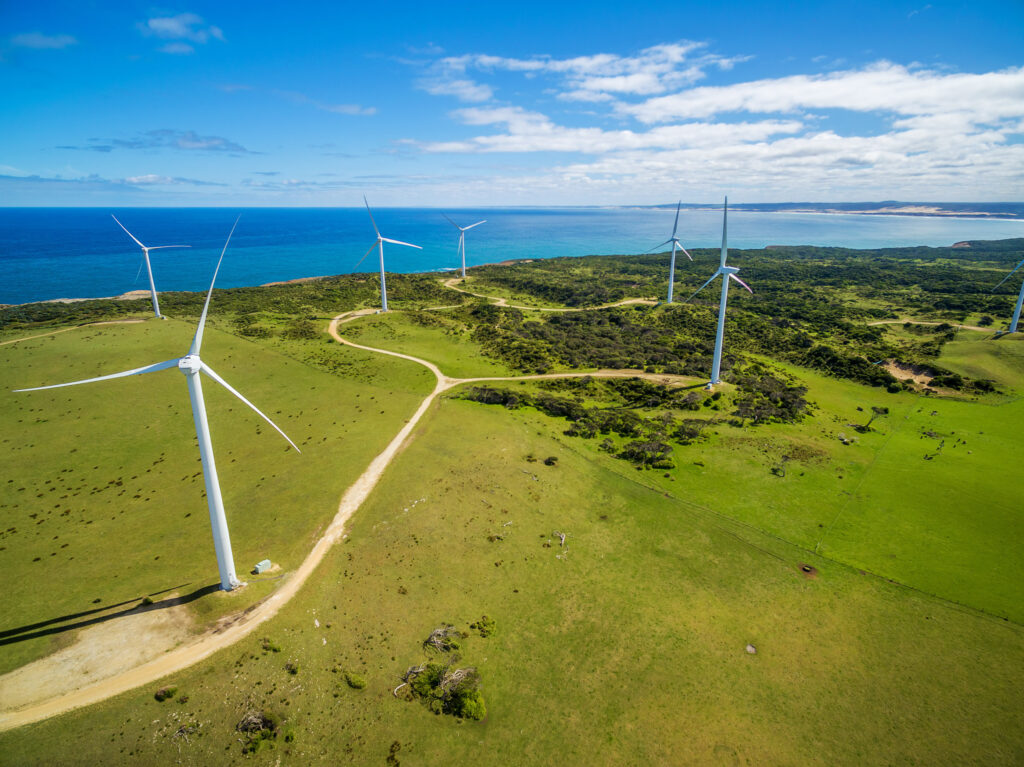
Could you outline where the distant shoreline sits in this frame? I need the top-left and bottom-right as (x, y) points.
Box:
(643, 203), (1024, 220)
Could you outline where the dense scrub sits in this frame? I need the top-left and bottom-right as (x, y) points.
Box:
(457, 369), (808, 468)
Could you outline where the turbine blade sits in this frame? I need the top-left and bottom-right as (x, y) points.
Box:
(200, 363), (301, 453)
(683, 272), (720, 303)
(671, 200), (681, 238)
(134, 255), (145, 283)
(111, 214), (146, 250)
(645, 239), (673, 254)
(190, 216), (240, 356)
(364, 196), (380, 237)
(993, 257), (1024, 290)
(354, 241), (377, 270)
(463, 220), (486, 230)
(14, 358), (180, 393)
(442, 213), (460, 230)
(680, 245), (693, 261)
(381, 237), (422, 250)
(729, 273), (753, 294)
(145, 245), (191, 251)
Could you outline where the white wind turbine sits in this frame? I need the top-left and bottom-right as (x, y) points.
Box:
(14, 218), (300, 592)
(355, 197), (422, 312)
(993, 256), (1024, 333)
(111, 214), (190, 319)
(442, 214), (486, 278)
(683, 197), (753, 386)
(648, 201), (691, 303)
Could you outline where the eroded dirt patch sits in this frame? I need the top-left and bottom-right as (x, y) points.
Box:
(0, 602), (194, 712)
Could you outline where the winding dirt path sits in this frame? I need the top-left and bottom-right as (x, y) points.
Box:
(0, 308), (696, 732)
(442, 276), (657, 312)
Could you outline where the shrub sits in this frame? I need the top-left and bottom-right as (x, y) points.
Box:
(236, 709), (284, 754)
(406, 663), (486, 720)
(469, 615), (496, 637)
(154, 686), (177, 702)
(344, 671), (367, 690)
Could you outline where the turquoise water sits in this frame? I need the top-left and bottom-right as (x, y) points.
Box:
(1, 207), (1022, 304)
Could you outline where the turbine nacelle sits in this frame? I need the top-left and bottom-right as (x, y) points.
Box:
(178, 355), (202, 374)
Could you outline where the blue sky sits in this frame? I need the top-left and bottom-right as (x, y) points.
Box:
(1, 0), (1022, 205)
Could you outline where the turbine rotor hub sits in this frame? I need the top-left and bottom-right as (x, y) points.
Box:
(178, 355), (202, 374)
(721, 266), (739, 275)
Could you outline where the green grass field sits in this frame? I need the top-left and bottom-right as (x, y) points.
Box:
(1, 395), (1020, 765)
(1, 286), (1021, 765)
(0, 317), (433, 673)
(338, 311), (514, 378)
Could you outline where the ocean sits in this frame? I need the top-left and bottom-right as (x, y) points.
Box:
(1, 207), (1022, 305)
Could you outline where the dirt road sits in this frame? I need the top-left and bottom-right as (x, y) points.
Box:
(0, 308), (699, 731)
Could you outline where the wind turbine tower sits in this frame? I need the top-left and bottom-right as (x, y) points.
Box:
(649, 201), (691, 303)
(360, 197), (422, 312)
(993, 256), (1024, 333)
(15, 219), (300, 591)
(683, 197), (753, 386)
(111, 215), (190, 319)
(442, 214), (487, 278)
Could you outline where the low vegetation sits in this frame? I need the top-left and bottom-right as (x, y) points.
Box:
(0, 239), (1021, 764)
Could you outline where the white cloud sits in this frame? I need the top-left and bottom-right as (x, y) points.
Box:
(420, 78), (494, 102)
(423, 42), (749, 102)
(122, 174), (223, 186)
(10, 32), (77, 49)
(139, 12), (225, 51)
(398, 48), (1024, 202)
(622, 62), (1024, 124)
(415, 107), (803, 154)
(159, 42), (194, 55)
(270, 90), (376, 116)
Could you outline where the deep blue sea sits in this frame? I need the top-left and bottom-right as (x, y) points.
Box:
(1, 207), (1022, 305)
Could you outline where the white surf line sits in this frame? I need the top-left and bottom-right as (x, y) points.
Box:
(0, 309), (696, 732)
(0, 320), (146, 347)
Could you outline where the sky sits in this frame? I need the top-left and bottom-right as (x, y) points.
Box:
(1, 0), (1023, 206)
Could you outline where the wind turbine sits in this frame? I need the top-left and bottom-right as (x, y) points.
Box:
(14, 218), (300, 592)
(355, 197), (421, 312)
(648, 201), (691, 303)
(442, 214), (486, 279)
(993, 256), (1024, 333)
(683, 197), (753, 386)
(111, 214), (190, 319)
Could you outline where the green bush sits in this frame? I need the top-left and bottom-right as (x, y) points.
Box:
(153, 686), (177, 702)
(406, 663), (486, 721)
(344, 671), (367, 690)
(469, 615), (496, 637)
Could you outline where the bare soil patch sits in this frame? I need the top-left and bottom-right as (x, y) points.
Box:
(0, 602), (194, 712)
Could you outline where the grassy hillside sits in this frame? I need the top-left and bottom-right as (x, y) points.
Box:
(1, 397), (1020, 765)
(1, 241), (1021, 764)
(0, 317), (433, 672)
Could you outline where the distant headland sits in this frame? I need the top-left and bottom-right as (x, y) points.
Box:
(646, 201), (1024, 219)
